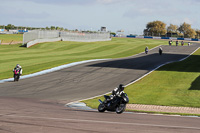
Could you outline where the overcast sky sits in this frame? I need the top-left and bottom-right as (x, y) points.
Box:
(0, 0), (199, 34)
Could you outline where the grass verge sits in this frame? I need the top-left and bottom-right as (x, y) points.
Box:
(0, 34), (23, 43)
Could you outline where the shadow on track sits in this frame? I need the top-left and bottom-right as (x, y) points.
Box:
(88, 53), (200, 73)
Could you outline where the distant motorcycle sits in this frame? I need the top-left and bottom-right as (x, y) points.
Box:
(98, 93), (129, 114)
(159, 47), (163, 55)
(13, 69), (20, 81)
(145, 47), (148, 54)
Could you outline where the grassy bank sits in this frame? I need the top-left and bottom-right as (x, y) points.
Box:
(83, 48), (200, 108)
(0, 34), (23, 43)
(0, 38), (165, 80)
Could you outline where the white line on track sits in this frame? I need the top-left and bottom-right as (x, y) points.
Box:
(0, 114), (200, 130)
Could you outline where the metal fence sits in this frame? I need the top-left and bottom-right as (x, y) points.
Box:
(23, 30), (111, 45)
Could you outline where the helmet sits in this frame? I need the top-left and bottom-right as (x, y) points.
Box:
(16, 64), (21, 69)
(118, 84), (124, 91)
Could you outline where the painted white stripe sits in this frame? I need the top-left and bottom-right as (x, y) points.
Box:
(0, 114), (200, 130)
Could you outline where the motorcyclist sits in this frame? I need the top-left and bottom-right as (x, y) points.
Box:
(176, 40), (179, 46)
(104, 84), (125, 103)
(159, 47), (163, 55)
(145, 46), (148, 54)
(13, 64), (23, 76)
(169, 40), (172, 46)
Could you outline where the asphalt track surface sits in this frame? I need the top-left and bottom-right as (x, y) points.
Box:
(0, 44), (200, 133)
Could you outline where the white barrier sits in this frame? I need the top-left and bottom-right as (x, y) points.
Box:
(136, 36), (144, 38)
(26, 38), (61, 48)
(23, 30), (111, 48)
(184, 38), (192, 41)
(169, 37), (177, 40)
(23, 30), (59, 45)
(153, 37), (161, 39)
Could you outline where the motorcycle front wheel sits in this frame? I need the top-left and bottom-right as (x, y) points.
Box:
(116, 104), (126, 114)
(14, 75), (18, 82)
(98, 103), (106, 112)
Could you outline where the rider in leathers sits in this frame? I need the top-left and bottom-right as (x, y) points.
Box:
(105, 84), (125, 103)
(13, 64), (23, 76)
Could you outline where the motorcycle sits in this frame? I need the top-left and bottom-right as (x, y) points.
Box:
(145, 49), (148, 54)
(98, 93), (129, 114)
(14, 69), (20, 81)
(159, 49), (162, 55)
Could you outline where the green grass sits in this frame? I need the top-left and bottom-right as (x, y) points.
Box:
(0, 38), (165, 80)
(0, 34), (23, 43)
(83, 48), (200, 108)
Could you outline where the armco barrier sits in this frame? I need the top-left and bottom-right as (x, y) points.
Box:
(126, 35), (200, 41)
(192, 38), (199, 41)
(127, 35), (136, 38)
(169, 37), (177, 40)
(136, 36), (144, 38)
(144, 36), (153, 39)
(161, 37), (170, 39)
(153, 37), (161, 39)
(184, 38), (192, 41)
(177, 38), (184, 40)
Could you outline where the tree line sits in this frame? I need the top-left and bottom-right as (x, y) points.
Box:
(143, 21), (200, 38)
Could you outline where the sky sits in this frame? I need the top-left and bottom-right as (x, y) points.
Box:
(0, 0), (199, 35)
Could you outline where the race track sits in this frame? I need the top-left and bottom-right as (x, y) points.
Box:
(0, 44), (200, 133)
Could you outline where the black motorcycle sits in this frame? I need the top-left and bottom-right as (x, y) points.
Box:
(98, 93), (129, 114)
(159, 47), (163, 55)
(13, 69), (20, 81)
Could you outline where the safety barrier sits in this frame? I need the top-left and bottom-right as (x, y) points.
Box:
(23, 30), (111, 48)
(127, 35), (200, 41)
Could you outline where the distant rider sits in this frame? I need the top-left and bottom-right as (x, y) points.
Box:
(159, 47), (163, 55)
(176, 40), (179, 46)
(13, 64), (23, 76)
(145, 46), (148, 54)
(169, 40), (172, 46)
(181, 41), (184, 46)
